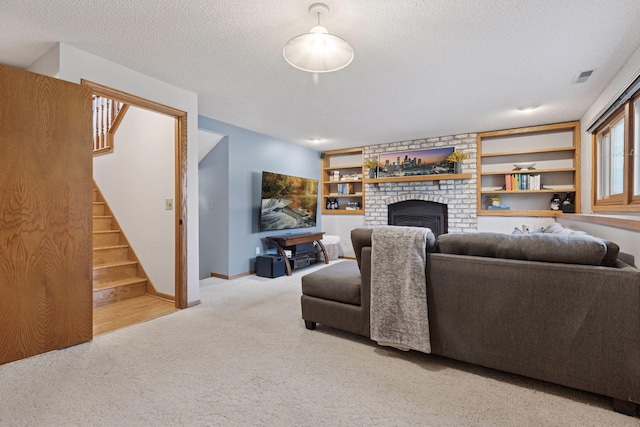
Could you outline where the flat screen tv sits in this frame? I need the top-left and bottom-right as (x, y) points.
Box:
(260, 171), (318, 232)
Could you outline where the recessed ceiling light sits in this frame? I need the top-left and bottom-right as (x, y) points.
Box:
(309, 138), (323, 143)
(517, 106), (538, 112)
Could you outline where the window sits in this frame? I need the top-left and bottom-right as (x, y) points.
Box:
(635, 98), (640, 197)
(592, 93), (640, 211)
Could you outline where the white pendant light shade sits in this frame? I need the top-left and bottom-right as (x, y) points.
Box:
(283, 3), (354, 73)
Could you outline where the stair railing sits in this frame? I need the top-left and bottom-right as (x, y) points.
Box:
(92, 96), (129, 155)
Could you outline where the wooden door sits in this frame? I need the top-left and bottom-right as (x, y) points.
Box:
(0, 64), (93, 365)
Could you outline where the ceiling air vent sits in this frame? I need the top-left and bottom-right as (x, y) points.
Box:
(573, 70), (594, 84)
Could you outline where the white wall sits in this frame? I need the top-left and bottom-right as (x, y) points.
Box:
(321, 215), (365, 258)
(477, 216), (555, 233)
(94, 107), (176, 296)
(33, 43), (200, 304)
(26, 43), (59, 77)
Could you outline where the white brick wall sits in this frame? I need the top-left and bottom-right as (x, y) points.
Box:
(364, 133), (478, 233)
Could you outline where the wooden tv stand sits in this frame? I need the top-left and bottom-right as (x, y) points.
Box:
(266, 232), (328, 276)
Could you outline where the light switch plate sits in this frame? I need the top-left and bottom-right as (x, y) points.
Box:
(165, 198), (173, 210)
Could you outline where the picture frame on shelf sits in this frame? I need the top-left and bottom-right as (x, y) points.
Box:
(377, 147), (455, 178)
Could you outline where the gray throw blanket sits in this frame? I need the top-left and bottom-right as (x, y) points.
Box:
(370, 226), (431, 353)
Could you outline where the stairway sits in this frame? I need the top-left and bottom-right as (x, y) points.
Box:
(92, 186), (149, 307)
(91, 186), (178, 335)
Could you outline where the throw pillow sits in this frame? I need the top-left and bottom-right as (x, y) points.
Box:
(543, 223), (587, 235)
(600, 240), (620, 267)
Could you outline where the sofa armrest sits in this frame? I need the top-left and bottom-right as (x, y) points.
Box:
(351, 228), (373, 270)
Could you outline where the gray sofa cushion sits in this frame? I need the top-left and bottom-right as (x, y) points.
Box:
(438, 232), (608, 266)
(543, 223), (620, 266)
(302, 261), (361, 305)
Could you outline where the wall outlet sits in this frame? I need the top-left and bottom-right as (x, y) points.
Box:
(165, 198), (173, 210)
(255, 246), (260, 255)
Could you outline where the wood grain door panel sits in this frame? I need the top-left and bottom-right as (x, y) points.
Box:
(0, 64), (93, 364)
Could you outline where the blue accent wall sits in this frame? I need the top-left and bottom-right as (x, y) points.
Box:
(198, 136), (230, 279)
(198, 116), (321, 277)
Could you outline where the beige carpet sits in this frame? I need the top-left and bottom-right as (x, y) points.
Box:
(0, 261), (637, 426)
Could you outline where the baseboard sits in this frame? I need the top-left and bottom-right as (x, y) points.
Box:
(210, 271), (254, 280)
(340, 256), (356, 260)
(187, 299), (201, 308)
(155, 292), (175, 302)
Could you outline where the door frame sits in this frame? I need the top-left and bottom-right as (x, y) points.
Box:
(82, 80), (188, 309)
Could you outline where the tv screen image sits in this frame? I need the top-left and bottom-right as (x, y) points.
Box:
(260, 171), (318, 232)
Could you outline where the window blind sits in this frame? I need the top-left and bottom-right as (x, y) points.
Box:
(587, 71), (640, 133)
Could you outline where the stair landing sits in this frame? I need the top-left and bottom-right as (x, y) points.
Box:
(93, 295), (177, 336)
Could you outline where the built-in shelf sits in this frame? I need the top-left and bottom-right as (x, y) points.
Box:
(327, 179), (362, 184)
(321, 148), (365, 215)
(327, 193), (364, 197)
(364, 173), (472, 184)
(323, 209), (364, 215)
(480, 188), (576, 194)
(481, 167), (575, 175)
(323, 164), (362, 170)
(477, 121), (580, 217)
(481, 146), (576, 157)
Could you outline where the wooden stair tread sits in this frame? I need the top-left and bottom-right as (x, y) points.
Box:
(94, 244), (129, 251)
(93, 277), (147, 291)
(93, 260), (137, 270)
(93, 229), (120, 234)
(93, 215), (112, 219)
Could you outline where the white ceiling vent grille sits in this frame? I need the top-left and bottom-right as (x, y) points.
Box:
(573, 70), (594, 84)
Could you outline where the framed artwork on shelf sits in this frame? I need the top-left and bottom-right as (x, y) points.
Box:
(377, 147), (455, 178)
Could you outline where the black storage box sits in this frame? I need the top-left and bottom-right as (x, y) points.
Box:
(256, 255), (286, 278)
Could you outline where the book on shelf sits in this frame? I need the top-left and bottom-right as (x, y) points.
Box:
(487, 205), (510, 210)
(336, 183), (355, 195)
(505, 173), (541, 191)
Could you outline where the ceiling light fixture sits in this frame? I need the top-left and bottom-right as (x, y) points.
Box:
(283, 3), (354, 73)
(517, 105), (539, 112)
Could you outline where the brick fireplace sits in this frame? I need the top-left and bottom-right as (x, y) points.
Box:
(363, 132), (478, 234)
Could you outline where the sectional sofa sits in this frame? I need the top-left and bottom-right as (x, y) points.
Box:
(301, 226), (640, 415)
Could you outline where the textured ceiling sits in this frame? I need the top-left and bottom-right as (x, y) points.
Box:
(2, 1), (640, 151)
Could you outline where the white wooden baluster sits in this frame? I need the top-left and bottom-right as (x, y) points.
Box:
(92, 96), (125, 154)
(92, 97), (98, 151)
(100, 97), (107, 150)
